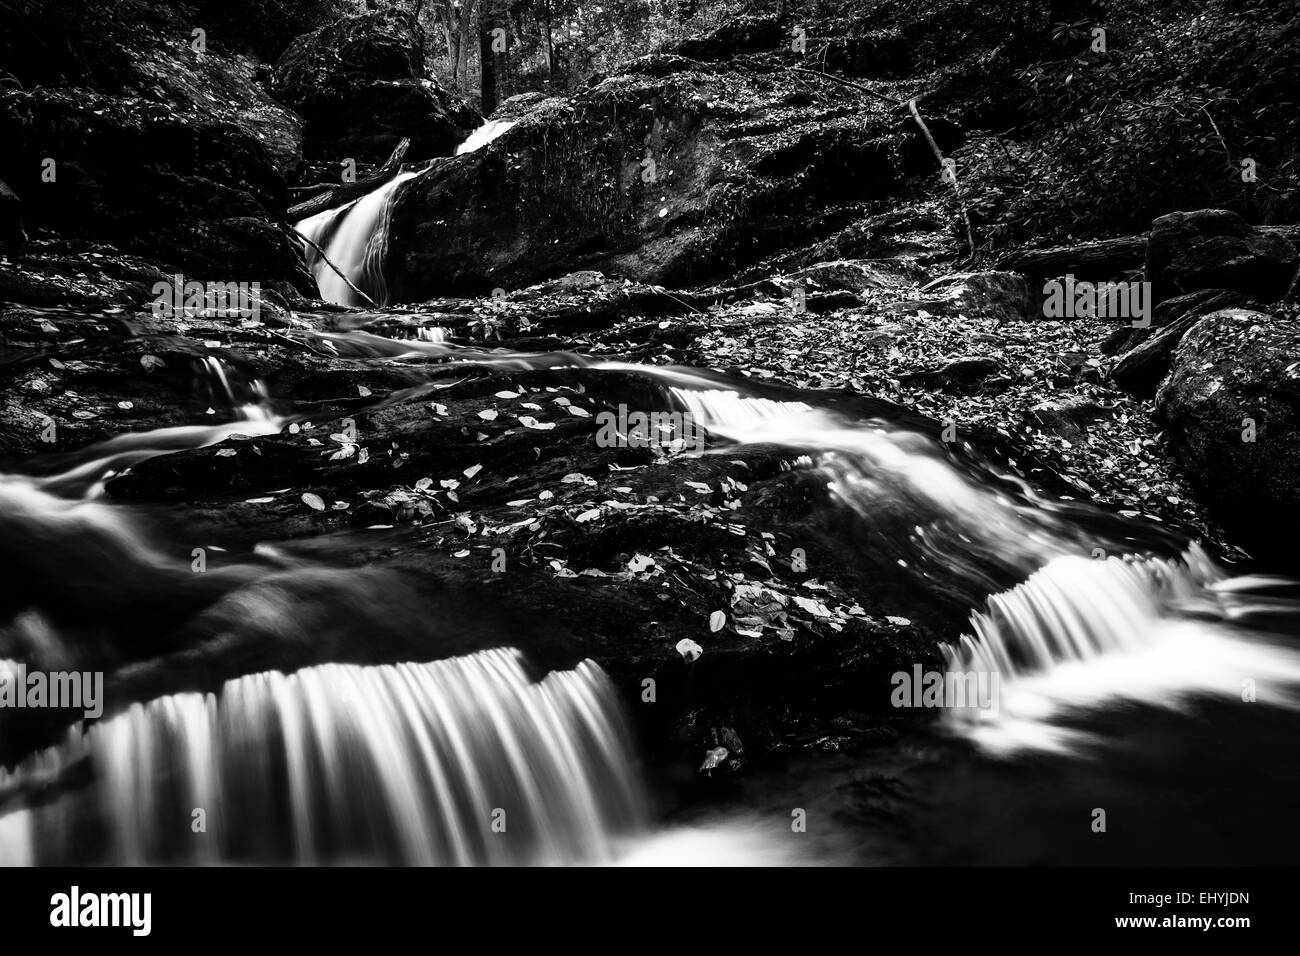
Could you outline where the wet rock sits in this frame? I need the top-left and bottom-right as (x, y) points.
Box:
(1146, 209), (1298, 304)
(271, 9), (480, 163)
(1155, 308), (1300, 567)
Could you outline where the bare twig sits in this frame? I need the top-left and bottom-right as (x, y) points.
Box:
(787, 67), (908, 107)
(1199, 104), (1234, 171)
(908, 97), (977, 259)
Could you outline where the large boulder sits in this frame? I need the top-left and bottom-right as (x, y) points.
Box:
(386, 57), (899, 297)
(1110, 289), (1252, 396)
(271, 9), (480, 163)
(891, 271), (1032, 321)
(0, 1), (311, 292)
(0, 86), (308, 290)
(1146, 209), (1298, 304)
(1155, 308), (1300, 566)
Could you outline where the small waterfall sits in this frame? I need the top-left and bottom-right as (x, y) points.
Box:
(297, 167), (425, 307)
(31, 357), (282, 497)
(455, 118), (516, 155)
(942, 548), (1300, 754)
(0, 649), (647, 865)
(296, 118), (518, 307)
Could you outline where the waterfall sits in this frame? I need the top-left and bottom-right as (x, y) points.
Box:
(0, 649), (647, 865)
(297, 167), (424, 307)
(296, 119), (518, 307)
(455, 118), (516, 155)
(940, 549), (1300, 754)
(31, 357), (282, 498)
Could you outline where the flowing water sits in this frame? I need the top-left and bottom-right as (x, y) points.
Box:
(295, 119), (517, 308)
(3, 120), (1298, 866)
(1, 650), (645, 865)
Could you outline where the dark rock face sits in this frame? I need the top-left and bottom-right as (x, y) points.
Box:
(0, 178), (26, 254)
(0, 1), (312, 293)
(0, 88), (308, 290)
(1155, 308), (1300, 567)
(387, 58), (899, 297)
(271, 9), (480, 163)
(1146, 209), (1298, 304)
(1111, 289), (1252, 396)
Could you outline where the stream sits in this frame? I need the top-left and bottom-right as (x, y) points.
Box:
(2, 122), (1298, 867)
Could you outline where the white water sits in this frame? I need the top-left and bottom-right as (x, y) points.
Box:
(297, 118), (517, 307)
(0, 649), (646, 865)
(455, 118), (516, 155)
(942, 549), (1300, 755)
(32, 357), (283, 497)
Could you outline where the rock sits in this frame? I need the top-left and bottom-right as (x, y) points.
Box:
(1155, 308), (1300, 566)
(898, 355), (1003, 393)
(938, 355), (1002, 384)
(1101, 288), (1246, 356)
(0, 6), (312, 294)
(788, 259), (925, 292)
(386, 62), (898, 296)
(0, 88), (310, 293)
(899, 271), (1032, 321)
(1026, 398), (1110, 444)
(1111, 289), (1253, 396)
(1146, 209), (1298, 304)
(271, 9), (480, 163)
(0, 177), (26, 254)
(491, 91), (554, 121)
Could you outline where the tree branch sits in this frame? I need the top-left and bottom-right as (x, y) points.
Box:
(282, 222), (379, 308)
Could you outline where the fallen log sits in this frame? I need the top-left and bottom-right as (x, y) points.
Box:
(287, 137), (411, 222)
(1002, 225), (1300, 283)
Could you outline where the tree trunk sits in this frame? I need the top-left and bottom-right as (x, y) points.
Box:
(479, 10), (497, 115)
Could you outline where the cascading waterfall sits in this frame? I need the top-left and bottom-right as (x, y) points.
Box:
(0, 649), (646, 866)
(455, 118), (516, 155)
(254, 328), (1300, 759)
(30, 357), (283, 498)
(10, 225), (1300, 863)
(940, 549), (1300, 754)
(297, 167), (425, 307)
(296, 118), (518, 307)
